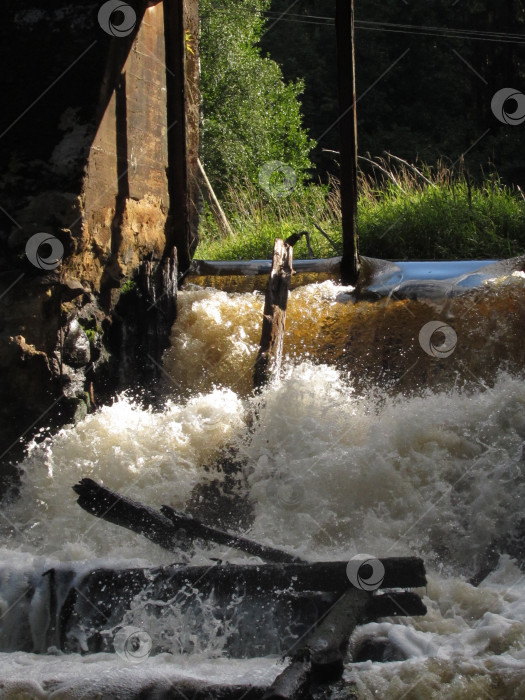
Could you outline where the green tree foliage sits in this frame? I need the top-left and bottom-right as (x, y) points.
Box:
(199, 0), (315, 194)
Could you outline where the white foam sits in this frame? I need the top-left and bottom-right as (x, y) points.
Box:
(2, 281), (525, 696)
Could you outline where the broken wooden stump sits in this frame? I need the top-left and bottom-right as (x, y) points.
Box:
(254, 238), (294, 390)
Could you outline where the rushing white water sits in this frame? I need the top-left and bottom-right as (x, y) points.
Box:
(2, 280), (525, 697)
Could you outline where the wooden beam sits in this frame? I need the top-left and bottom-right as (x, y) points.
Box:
(335, 0), (360, 285)
(73, 478), (427, 589)
(59, 563), (425, 658)
(161, 503), (304, 563)
(163, 0), (200, 274)
(73, 478), (304, 563)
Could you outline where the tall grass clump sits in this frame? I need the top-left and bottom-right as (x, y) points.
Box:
(197, 157), (525, 261)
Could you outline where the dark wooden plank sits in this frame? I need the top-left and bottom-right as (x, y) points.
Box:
(73, 478), (303, 563)
(367, 591), (427, 619)
(163, 0), (200, 273)
(58, 565), (425, 656)
(161, 504), (304, 563)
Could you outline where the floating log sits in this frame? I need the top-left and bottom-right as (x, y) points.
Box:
(70, 477), (427, 682)
(254, 238), (294, 390)
(74, 478), (426, 585)
(74, 477), (426, 587)
(73, 478), (303, 564)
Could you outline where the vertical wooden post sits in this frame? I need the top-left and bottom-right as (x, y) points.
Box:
(335, 0), (360, 285)
(163, 0), (200, 276)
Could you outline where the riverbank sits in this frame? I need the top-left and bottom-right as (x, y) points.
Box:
(197, 161), (525, 262)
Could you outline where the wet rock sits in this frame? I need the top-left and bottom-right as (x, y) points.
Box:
(61, 277), (86, 301)
(61, 393), (90, 424)
(60, 363), (87, 399)
(63, 319), (90, 367)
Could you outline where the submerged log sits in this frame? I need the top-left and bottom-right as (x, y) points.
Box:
(263, 661), (311, 700)
(264, 590), (369, 699)
(308, 588), (370, 678)
(69, 477), (427, 677)
(59, 560), (426, 655)
(73, 478), (303, 564)
(253, 238), (294, 390)
(262, 590), (426, 699)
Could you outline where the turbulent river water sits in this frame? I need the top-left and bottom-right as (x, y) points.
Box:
(2, 264), (525, 698)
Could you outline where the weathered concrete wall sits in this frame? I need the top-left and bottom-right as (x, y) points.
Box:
(0, 1), (199, 486)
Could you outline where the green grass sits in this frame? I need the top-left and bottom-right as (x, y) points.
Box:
(196, 159), (525, 261)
